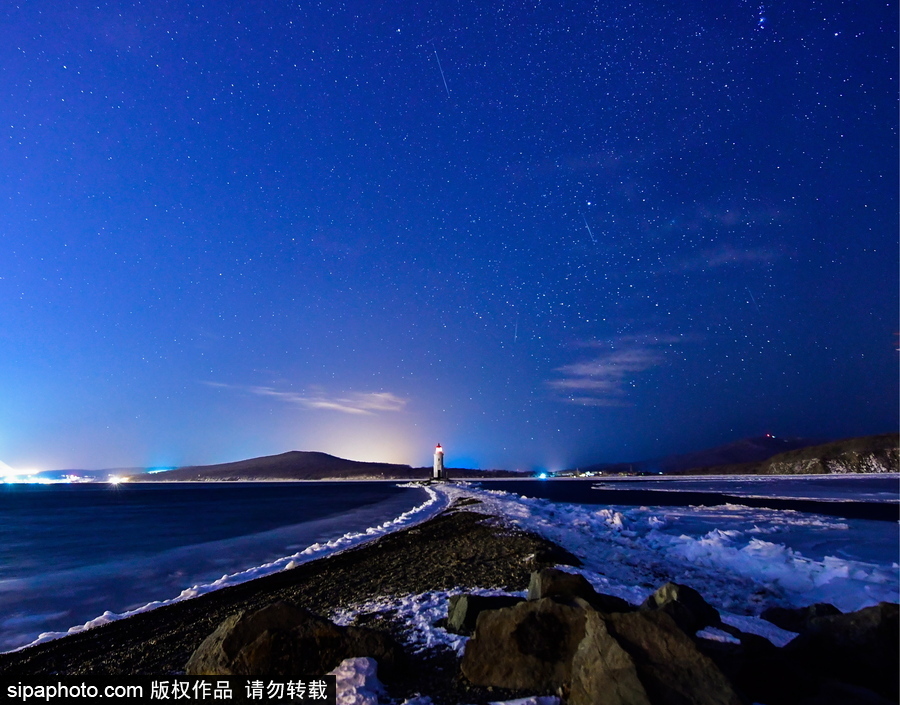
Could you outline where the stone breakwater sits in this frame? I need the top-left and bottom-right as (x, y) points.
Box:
(185, 567), (898, 705)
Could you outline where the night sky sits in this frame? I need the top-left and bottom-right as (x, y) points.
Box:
(2, 0), (897, 472)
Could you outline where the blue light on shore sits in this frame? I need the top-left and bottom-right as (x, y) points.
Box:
(538, 472), (548, 480)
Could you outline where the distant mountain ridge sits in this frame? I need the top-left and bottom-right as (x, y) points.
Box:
(570, 435), (822, 475)
(138, 433), (898, 482)
(669, 433), (899, 476)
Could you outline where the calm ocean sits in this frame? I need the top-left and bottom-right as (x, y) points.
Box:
(0, 482), (427, 652)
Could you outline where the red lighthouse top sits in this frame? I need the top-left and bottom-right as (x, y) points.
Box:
(435, 444), (443, 453)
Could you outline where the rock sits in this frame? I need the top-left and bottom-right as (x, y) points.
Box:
(798, 680), (900, 705)
(186, 601), (403, 678)
(588, 591), (635, 614)
(583, 610), (741, 705)
(640, 582), (720, 635)
(785, 602), (899, 701)
(463, 591), (741, 704)
(527, 568), (633, 613)
(527, 568), (595, 602)
(460, 597), (590, 690)
(694, 626), (815, 705)
(446, 594), (524, 635)
(569, 610), (652, 705)
(760, 603), (842, 633)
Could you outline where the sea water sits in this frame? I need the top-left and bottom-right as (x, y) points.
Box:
(0, 482), (428, 652)
(483, 475), (899, 521)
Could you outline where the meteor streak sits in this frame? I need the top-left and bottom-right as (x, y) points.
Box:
(582, 214), (596, 244)
(432, 47), (450, 97)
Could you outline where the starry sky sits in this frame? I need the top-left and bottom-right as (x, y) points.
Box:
(1, 0), (896, 472)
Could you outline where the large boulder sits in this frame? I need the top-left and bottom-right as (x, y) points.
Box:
(694, 628), (810, 705)
(186, 601), (403, 678)
(760, 603), (842, 633)
(461, 594), (740, 704)
(569, 609), (652, 705)
(570, 609), (744, 705)
(527, 568), (596, 602)
(784, 602), (899, 701)
(527, 568), (633, 613)
(460, 597), (590, 690)
(595, 610), (742, 705)
(640, 582), (720, 635)
(446, 594), (524, 635)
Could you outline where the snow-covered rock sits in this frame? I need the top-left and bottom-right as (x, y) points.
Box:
(328, 657), (384, 705)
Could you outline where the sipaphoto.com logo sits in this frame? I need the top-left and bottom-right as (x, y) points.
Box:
(6, 681), (142, 702)
(2, 675), (336, 705)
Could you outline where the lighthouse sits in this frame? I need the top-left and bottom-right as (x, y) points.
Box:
(433, 444), (445, 480)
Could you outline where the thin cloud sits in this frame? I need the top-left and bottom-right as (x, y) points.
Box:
(574, 333), (688, 348)
(555, 348), (663, 378)
(301, 391), (407, 414)
(547, 378), (623, 392)
(548, 337), (675, 407)
(203, 382), (407, 415)
(565, 396), (632, 408)
(675, 245), (778, 272)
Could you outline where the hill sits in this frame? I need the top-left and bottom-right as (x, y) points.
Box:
(668, 433), (898, 475)
(144, 451), (421, 481)
(571, 435), (820, 475)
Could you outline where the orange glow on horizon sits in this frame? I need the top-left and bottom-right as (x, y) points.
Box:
(310, 424), (422, 466)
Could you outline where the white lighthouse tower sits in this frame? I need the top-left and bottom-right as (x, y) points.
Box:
(433, 444), (445, 480)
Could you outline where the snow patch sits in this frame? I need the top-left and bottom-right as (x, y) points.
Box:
(695, 626), (741, 644)
(328, 657), (384, 705)
(332, 586), (525, 657)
